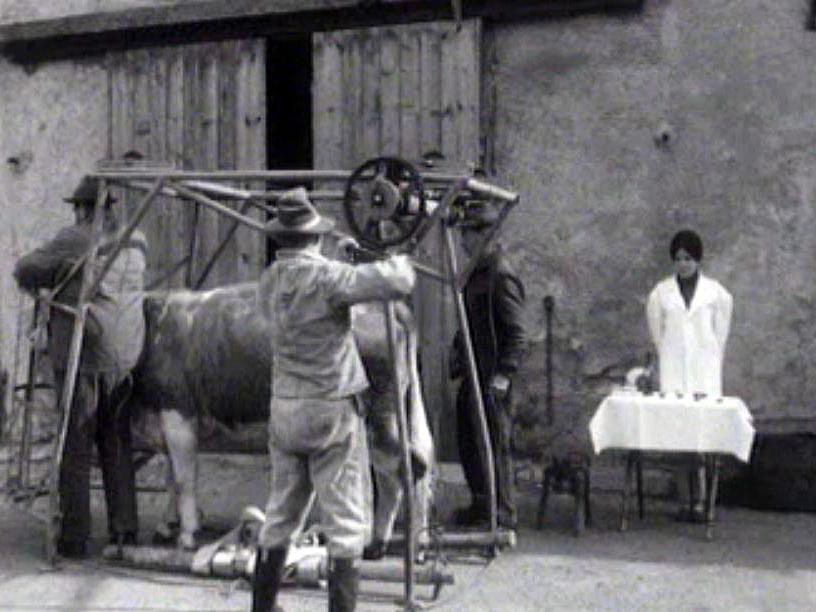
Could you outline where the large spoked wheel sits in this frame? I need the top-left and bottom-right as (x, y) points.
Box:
(343, 156), (426, 249)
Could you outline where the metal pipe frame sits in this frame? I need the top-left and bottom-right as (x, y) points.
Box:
(442, 224), (499, 547)
(384, 301), (417, 610)
(42, 166), (519, 581)
(91, 169), (478, 184)
(86, 179), (164, 299)
(123, 175), (449, 282)
(16, 303), (40, 492)
(455, 198), (519, 291)
(192, 199), (255, 290)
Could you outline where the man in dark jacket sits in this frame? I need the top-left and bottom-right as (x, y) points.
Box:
(13, 176), (147, 558)
(450, 201), (527, 530)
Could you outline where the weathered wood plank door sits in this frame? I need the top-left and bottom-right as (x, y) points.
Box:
(106, 40), (266, 289)
(314, 20), (482, 460)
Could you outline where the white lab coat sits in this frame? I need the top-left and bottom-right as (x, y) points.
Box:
(646, 274), (733, 396)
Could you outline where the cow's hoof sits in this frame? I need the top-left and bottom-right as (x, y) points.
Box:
(178, 532), (200, 551)
(152, 526), (178, 547)
(363, 538), (388, 561)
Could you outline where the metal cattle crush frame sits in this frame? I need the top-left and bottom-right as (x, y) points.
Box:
(10, 157), (519, 610)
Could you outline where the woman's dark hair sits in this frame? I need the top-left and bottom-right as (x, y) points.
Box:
(272, 232), (321, 250)
(669, 229), (703, 262)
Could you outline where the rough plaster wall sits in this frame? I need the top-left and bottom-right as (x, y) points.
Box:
(0, 55), (108, 390)
(0, 0), (199, 383)
(488, 0), (816, 458)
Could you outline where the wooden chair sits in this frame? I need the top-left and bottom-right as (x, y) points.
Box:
(536, 451), (592, 536)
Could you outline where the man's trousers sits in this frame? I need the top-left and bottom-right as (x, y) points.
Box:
(259, 396), (369, 559)
(56, 370), (138, 545)
(456, 384), (516, 528)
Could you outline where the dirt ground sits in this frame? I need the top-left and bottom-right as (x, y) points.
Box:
(1, 454), (816, 611)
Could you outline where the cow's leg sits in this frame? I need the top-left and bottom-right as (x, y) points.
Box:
(159, 409), (200, 549)
(366, 407), (402, 559)
(152, 456), (181, 544)
(368, 429), (433, 558)
(366, 396), (433, 558)
(405, 317), (433, 551)
(372, 455), (402, 549)
(413, 470), (433, 550)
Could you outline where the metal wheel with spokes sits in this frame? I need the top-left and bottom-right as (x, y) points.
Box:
(342, 156), (426, 249)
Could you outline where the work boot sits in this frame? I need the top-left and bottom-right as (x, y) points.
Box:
(252, 547), (287, 612)
(362, 537), (387, 561)
(328, 557), (360, 612)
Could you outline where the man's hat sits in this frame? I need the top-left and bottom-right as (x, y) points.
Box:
(63, 176), (117, 205)
(265, 187), (335, 236)
(460, 200), (500, 230)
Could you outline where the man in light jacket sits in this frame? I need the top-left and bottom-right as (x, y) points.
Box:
(253, 187), (415, 612)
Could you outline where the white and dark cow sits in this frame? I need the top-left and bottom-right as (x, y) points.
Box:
(127, 282), (434, 552)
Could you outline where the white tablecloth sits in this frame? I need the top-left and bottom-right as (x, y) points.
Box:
(589, 391), (755, 462)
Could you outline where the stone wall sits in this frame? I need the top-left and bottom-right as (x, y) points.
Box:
(0, 54), (108, 403)
(485, 0), (816, 460)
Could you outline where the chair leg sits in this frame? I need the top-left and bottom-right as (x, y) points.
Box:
(537, 471), (551, 530)
(583, 468), (592, 528)
(636, 453), (644, 520)
(572, 472), (586, 536)
(620, 452), (635, 531)
(687, 467), (696, 514)
(705, 455), (720, 541)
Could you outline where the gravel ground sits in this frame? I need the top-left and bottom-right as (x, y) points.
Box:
(1, 454), (815, 611)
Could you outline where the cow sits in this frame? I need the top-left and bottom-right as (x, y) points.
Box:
(126, 281), (434, 553)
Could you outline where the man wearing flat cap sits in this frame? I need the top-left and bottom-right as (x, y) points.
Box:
(13, 176), (148, 558)
(252, 187), (415, 612)
(450, 200), (527, 530)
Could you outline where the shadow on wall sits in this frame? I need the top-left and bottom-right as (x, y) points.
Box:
(511, 330), (632, 462)
(720, 433), (816, 512)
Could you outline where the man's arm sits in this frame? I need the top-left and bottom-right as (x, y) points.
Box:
(494, 269), (527, 377)
(328, 255), (416, 307)
(13, 226), (90, 294)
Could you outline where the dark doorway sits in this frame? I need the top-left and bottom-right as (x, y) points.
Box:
(265, 35), (313, 263)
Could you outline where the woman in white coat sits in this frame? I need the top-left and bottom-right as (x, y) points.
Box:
(646, 229), (733, 519)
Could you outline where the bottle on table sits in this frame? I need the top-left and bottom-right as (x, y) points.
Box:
(635, 351), (655, 394)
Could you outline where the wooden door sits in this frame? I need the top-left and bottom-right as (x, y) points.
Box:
(313, 20), (482, 460)
(106, 39), (266, 289)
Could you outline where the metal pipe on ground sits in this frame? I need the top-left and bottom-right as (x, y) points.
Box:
(387, 529), (517, 551)
(101, 545), (454, 588)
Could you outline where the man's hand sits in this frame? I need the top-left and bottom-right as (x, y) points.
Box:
(489, 373), (511, 398)
(336, 236), (360, 262)
(389, 254), (416, 289)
